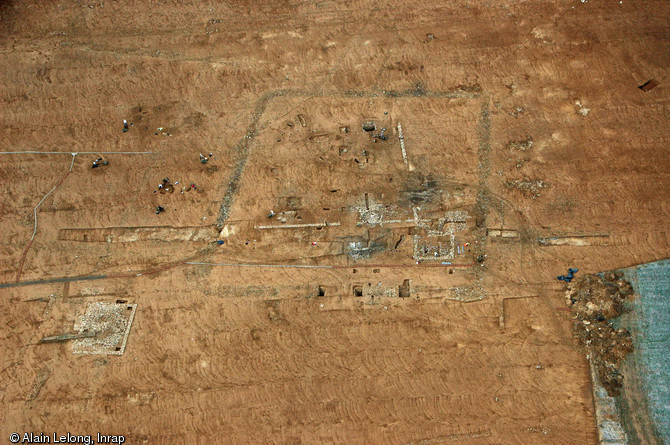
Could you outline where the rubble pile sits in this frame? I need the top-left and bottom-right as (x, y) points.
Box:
(504, 177), (548, 198)
(567, 272), (635, 396)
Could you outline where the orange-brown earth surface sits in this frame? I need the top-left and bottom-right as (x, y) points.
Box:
(1, 1), (669, 443)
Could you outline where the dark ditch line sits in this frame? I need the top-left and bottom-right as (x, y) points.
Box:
(0, 274), (108, 289)
(474, 97), (492, 282)
(3, 246), (217, 290)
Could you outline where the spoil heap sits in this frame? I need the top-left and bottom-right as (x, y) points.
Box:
(567, 272), (635, 396)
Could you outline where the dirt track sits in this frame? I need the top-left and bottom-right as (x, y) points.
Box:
(1, 0), (669, 443)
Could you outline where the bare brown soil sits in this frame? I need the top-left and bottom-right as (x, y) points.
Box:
(1, 0), (669, 444)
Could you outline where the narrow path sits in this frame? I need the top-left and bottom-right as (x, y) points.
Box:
(7, 152), (152, 282)
(15, 154), (76, 282)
